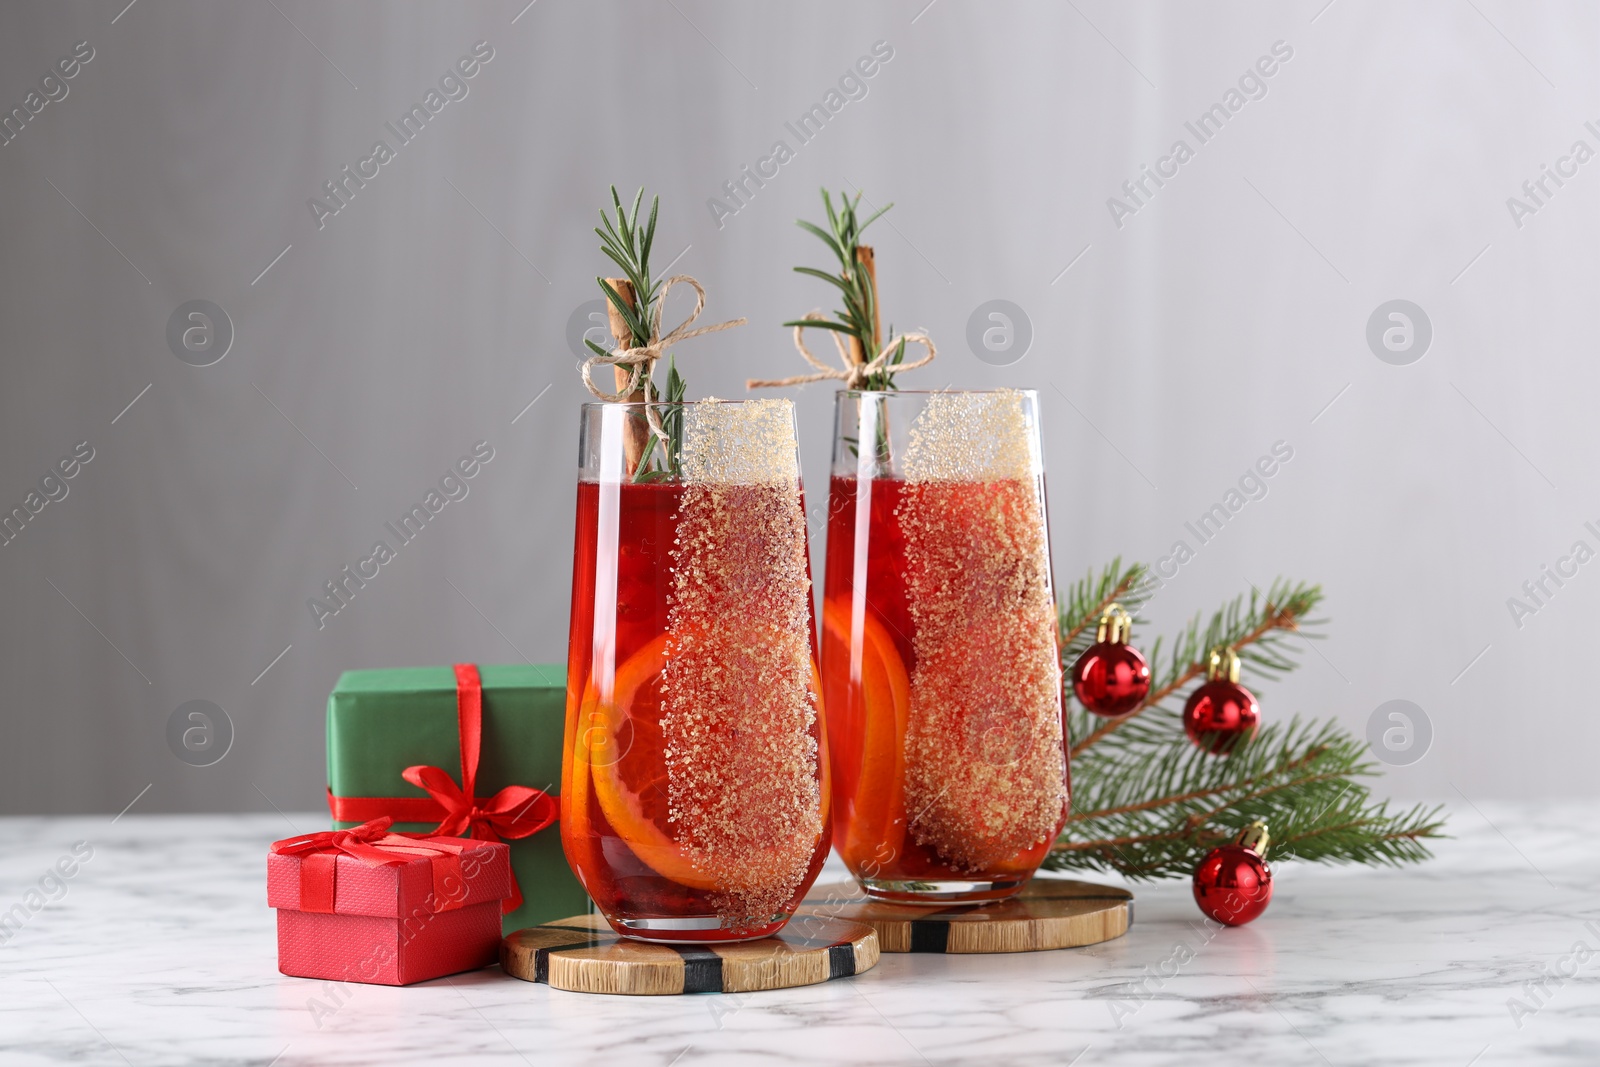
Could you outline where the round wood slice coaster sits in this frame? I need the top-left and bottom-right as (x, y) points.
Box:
(500, 913), (879, 996)
(798, 878), (1133, 954)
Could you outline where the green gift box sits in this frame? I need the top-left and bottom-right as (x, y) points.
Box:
(326, 663), (590, 935)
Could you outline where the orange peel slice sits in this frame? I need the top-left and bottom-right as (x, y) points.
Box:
(822, 597), (910, 867)
(570, 632), (826, 892)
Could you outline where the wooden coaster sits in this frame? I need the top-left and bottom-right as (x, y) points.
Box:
(500, 912), (879, 995)
(799, 878), (1133, 954)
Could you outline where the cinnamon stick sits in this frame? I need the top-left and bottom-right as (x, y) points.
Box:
(849, 245), (880, 366)
(603, 277), (648, 473)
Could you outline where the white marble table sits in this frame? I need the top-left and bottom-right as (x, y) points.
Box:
(1, 803), (1595, 1066)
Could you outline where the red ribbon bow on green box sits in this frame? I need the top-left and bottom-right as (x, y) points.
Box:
(270, 816), (478, 914)
(326, 664), (557, 913)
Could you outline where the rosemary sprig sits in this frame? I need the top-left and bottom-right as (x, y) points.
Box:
(633, 356), (686, 483)
(588, 185), (683, 483)
(863, 333), (906, 392)
(785, 188), (900, 388)
(588, 186), (661, 355)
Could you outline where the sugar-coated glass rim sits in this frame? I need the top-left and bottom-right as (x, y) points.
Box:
(837, 388), (1039, 397)
(580, 398), (792, 410)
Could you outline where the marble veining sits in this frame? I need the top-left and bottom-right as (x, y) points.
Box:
(1, 803), (1596, 1065)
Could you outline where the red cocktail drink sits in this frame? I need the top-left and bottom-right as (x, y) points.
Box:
(821, 391), (1067, 903)
(563, 400), (829, 941)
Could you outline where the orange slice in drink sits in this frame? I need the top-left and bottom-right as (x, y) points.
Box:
(571, 632), (826, 891)
(821, 597), (910, 867)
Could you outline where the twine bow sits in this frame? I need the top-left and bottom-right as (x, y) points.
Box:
(747, 311), (936, 391)
(580, 274), (746, 442)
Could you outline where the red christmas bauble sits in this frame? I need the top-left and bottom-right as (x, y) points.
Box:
(1071, 641), (1151, 717)
(1193, 840), (1273, 926)
(1183, 678), (1259, 753)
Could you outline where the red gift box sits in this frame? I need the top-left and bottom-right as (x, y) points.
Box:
(267, 818), (512, 986)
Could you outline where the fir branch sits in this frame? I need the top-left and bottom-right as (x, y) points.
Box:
(1057, 557), (1152, 666)
(1271, 802), (1446, 866)
(1049, 563), (1446, 880)
(1062, 743), (1328, 825)
(1068, 577), (1321, 759)
(1051, 719), (1444, 878)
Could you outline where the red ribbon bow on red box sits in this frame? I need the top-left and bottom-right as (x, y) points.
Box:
(270, 817), (479, 914)
(327, 664), (558, 914)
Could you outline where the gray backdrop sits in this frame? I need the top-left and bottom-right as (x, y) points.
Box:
(2, 0), (1592, 815)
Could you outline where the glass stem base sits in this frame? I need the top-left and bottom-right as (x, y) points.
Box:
(607, 913), (791, 944)
(858, 877), (1027, 906)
